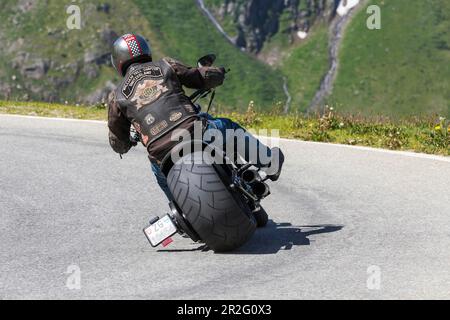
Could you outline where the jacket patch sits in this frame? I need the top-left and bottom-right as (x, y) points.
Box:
(122, 66), (164, 98)
(133, 122), (149, 145)
(184, 104), (195, 113)
(144, 113), (156, 125)
(169, 112), (183, 122)
(131, 79), (169, 110)
(150, 120), (168, 136)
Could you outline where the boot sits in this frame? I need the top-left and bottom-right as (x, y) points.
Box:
(253, 206), (269, 228)
(267, 147), (285, 182)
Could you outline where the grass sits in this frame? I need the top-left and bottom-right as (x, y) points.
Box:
(330, 0), (450, 118)
(0, 100), (106, 120)
(280, 25), (330, 112)
(2, 100), (448, 156)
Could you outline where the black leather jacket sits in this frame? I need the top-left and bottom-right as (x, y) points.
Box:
(107, 57), (225, 161)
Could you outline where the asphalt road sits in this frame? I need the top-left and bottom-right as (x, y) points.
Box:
(1, 114), (449, 299)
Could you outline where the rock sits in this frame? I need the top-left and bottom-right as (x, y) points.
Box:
(84, 51), (110, 65)
(68, 62), (80, 75)
(11, 52), (29, 69)
(12, 16), (20, 26)
(8, 38), (25, 54)
(83, 64), (100, 80)
(21, 58), (49, 80)
(51, 62), (79, 89)
(0, 83), (13, 100)
(83, 51), (97, 64)
(83, 81), (116, 105)
(212, 0), (338, 53)
(29, 85), (42, 94)
(42, 91), (58, 102)
(97, 3), (111, 14)
(17, 0), (38, 13)
(54, 76), (74, 90)
(100, 28), (118, 46)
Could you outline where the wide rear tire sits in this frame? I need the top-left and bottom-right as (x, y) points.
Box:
(167, 152), (256, 252)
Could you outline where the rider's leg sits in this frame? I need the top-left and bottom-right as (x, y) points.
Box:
(205, 117), (270, 164)
(150, 160), (174, 202)
(205, 117), (284, 180)
(203, 117), (278, 227)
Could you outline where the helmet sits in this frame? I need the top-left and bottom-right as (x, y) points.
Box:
(111, 34), (152, 76)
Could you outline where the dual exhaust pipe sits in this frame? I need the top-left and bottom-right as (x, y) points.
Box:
(240, 169), (270, 198)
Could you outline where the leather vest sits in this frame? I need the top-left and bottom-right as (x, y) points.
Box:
(115, 60), (198, 146)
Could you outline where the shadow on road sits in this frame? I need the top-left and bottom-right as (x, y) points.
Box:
(158, 221), (343, 254)
(232, 221), (344, 255)
(158, 244), (210, 253)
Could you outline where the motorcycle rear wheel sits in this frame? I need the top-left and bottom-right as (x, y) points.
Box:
(167, 151), (256, 252)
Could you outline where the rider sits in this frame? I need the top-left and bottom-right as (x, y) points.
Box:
(107, 34), (284, 226)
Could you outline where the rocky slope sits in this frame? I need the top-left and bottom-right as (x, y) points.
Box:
(205, 0), (339, 53)
(0, 0), (338, 108)
(1, 0), (447, 118)
(0, 0), (287, 109)
(0, 0), (160, 105)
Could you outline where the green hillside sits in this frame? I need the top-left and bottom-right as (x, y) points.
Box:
(0, 0), (333, 113)
(330, 0), (450, 118)
(200, 0), (331, 111)
(1, 0), (449, 118)
(0, 0), (160, 103)
(133, 0), (286, 111)
(280, 25), (329, 112)
(0, 0), (287, 111)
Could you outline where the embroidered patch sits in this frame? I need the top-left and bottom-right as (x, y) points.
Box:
(133, 122), (149, 145)
(184, 104), (195, 113)
(133, 122), (141, 133)
(144, 113), (156, 125)
(169, 112), (183, 122)
(130, 79), (168, 109)
(122, 66), (164, 98)
(150, 120), (168, 136)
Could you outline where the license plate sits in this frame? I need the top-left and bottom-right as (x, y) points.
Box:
(143, 215), (178, 247)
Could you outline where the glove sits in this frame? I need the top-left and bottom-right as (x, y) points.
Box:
(130, 127), (140, 146)
(200, 66), (226, 89)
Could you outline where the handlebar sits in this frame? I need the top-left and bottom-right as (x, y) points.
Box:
(189, 88), (210, 102)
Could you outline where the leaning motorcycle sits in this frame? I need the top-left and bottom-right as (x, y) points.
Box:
(142, 54), (273, 252)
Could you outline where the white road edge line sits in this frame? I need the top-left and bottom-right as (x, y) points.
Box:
(1, 113), (449, 162)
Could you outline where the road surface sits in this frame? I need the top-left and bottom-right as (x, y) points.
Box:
(0, 114), (449, 299)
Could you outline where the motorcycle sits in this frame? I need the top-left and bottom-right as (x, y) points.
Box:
(141, 54), (273, 252)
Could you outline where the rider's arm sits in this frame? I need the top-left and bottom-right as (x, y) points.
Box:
(107, 92), (132, 154)
(163, 57), (225, 90)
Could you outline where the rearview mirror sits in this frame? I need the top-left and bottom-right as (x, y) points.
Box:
(197, 54), (216, 68)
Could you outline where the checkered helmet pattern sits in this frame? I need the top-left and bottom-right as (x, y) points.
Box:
(123, 34), (142, 57)
(111, 33), (152, 76)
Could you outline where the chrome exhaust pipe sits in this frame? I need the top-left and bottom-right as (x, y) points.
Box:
(240, 169), (270, 198)
(241, 169), (259, 184)
(252, 181), (270, 198)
